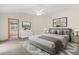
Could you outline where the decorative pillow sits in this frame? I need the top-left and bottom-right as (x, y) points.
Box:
(54, 30), (57, 34)
(57, 30), (64, 35)
(63, 30), (70, 35)
(49, 30), (57, 34)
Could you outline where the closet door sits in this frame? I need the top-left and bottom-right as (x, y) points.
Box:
(8, 18), (19, 39)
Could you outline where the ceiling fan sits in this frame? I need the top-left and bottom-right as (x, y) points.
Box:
(32, 9), (44, 16)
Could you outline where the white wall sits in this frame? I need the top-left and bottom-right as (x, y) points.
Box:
(52, 7), (79, 30)
(1, 6), (79, 40)
(31, 14), (52, 35)
(0, 13), (32, 40)
(0, 13), (53, 40)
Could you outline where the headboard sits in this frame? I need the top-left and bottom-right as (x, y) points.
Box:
(49, 27), (72, 42)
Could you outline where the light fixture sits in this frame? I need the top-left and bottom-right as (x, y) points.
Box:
(33, 9), (44, 16)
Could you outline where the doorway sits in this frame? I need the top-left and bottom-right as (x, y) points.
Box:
(8, 18), (19, 39)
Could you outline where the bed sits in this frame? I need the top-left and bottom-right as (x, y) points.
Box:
(26, 28), (72, 55)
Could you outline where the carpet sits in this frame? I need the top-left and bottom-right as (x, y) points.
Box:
(0, 39), (31, 55)
(0, 39), (79, 55)
(59, 43), (79, 55)
(24, 41), (79, 55)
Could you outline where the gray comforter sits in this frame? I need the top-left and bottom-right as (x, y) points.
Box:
(29, 34), (69, 54)
(39, 35), (63, 54)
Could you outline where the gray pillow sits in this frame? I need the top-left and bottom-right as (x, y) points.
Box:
(50, 30), (57, 34)
(63, 30), (69, 35)
(57, 30), (64, 35)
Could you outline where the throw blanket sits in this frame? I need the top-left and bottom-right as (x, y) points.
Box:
(39, 35), (63, 54)
(29, 35), (64, 54)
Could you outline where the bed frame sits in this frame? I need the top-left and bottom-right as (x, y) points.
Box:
(49, 27), (72, 42)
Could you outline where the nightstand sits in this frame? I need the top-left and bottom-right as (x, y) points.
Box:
(73, 29), (79, 43)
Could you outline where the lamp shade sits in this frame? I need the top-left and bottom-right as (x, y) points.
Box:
(74, 29), (79, 36)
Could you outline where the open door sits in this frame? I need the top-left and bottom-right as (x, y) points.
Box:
(8, 18), (19, 39)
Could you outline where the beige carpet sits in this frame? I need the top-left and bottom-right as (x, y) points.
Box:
(0, 39), (31, 55)
(0, 39), (79, 55)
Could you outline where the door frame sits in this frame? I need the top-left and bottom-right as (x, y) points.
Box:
(8, 18), (19, 39)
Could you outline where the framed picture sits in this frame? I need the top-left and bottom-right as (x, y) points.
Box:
(53, 17), (67, 27)
(22, 21), (31, 30)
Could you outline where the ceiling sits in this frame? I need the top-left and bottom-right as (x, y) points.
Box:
(0, 4), (75, 15)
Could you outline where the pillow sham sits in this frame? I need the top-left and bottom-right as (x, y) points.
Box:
(63, 30), (70, 35)
(50, 30), (57, 34)
(57, 30), (64, 35)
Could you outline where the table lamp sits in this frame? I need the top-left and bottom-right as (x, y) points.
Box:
(74, 29), (79, 36)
